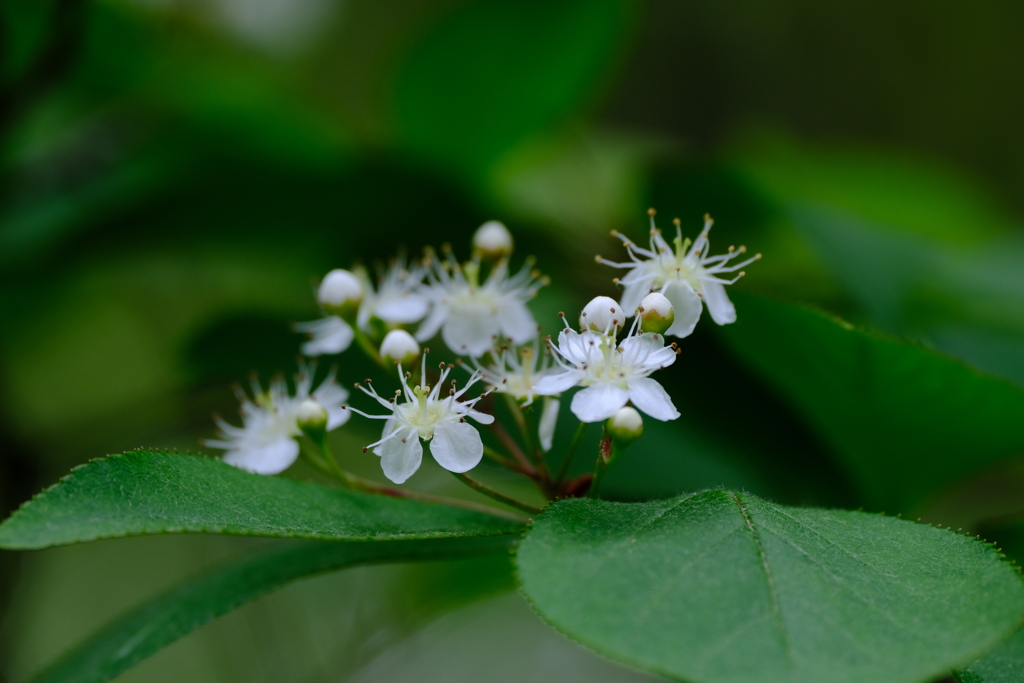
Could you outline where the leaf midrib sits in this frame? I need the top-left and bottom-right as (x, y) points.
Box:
(731, 492), (795, 671)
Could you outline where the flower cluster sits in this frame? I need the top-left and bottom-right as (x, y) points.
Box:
(203, 365), (349, 475)
(204, 214), (757, 498)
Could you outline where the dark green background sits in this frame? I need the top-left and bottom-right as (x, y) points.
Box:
(2, 1), (1023, 681)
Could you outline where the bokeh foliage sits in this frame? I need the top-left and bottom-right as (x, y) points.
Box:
(2, 0), (1024, 681)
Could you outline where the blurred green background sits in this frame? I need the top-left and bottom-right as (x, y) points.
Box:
(2, 0), (1024, 680)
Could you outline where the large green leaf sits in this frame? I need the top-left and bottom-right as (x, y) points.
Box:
(516, 491), (1024, 683)
(32, 535), (513, 683)
(954, 627), (1024, 683)
(717, 294), (1024, 513)
(392, 0), (631, 178)
(0, 451), (524, 550)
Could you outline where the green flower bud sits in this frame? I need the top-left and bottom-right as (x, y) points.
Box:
(472, 220), (514, 259)
(317, 269), (363, 320)
(606, 406), (643, 445)
(580, 296), (625, 334)
(380, 329), (421, 366)
(637, 292), (674, 335)
(296, 399), (329, 442)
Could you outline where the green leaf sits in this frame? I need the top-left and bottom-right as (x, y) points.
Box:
(954, 626), (1024, 683)
(787, 204), (1024, 388)
(32, 535), (513, 683)
(0, 451), (524, 550)
(717, 294), (1024, 513)
(516, 491), (1024, 683)
(392, 0), (631, 178)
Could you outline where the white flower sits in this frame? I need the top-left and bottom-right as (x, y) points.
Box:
(597, 213), (761, 338)
(535, 317), (680, 423)
(297, 258), (429, 357)
(471, 339), (562, 451)
(473, 339), (557, 405)
(295, 316), (354, 356)
(416, 249), (546, 357)
(205, 367), (350, 475)
(355, 259), (431, 331)
(345, 354), (495, 484)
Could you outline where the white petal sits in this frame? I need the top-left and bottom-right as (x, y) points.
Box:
(619, 273), (657, 314)
(702, 279), (737, 325)
(324, 406), (351, 430)
(223, 438), (299, 475)
(311, 381), (350, 430)
(372, 417), (398, 456)
(662, 280), (703, 338)
(415, 301), (448, 342)
(627, 376), (680, 421)
(380, 428), (423, 484)
(430, 422), (484, 473)
(556, 329), (603, 365)
(376, 295), (430, 324)
(539, 397), (560, 452)
(619, 333), (677, 373)
(534, 370), (583, 395)
(442, 307), (500, 357)
(298, 317), (354, 356)
(467, 410), (495, 425)
(498, 299), (538, 343)
(570, 383), (629, 423)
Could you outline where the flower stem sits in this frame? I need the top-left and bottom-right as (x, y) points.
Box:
(555, 422), (587, 488)
(313, 435), (358, 489)
(503, 395), (553, 487)
(490, 417), (535, 475)
(451, 472), (543, 515)
(587, 429), (615, 499)
(588, 460), (609, 498)
(301, 442), (527, 522)
(348, 472), (530, 522)
(483, 444), (531, 475)
(352, 327), (384, 368)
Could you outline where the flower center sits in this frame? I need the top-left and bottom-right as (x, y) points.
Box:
(397, 388), (450, 439)
(449, 286), (500, 314)
(580, 340), (638, 389)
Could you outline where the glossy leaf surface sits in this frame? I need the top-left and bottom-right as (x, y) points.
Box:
(517, 491), (1024, 683)
(0, 451), (524, 549)
(718, 294), (1024, 512)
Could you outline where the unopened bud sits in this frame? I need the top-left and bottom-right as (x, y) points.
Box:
(296, 399), (329, 441)
(606, 406), (643, 444)
(580, 296), (625, 333)
(472, 220), (514, 258)
(380, 329), (421, 366)
(638, 292), (674, 334)
(317, 269), (363, 319)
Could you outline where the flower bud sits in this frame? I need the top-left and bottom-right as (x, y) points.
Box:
(472, 220), (514, 258)
(637, 292), (674, 334)
(296, 399), (329, 441)
(580, 296), (625, 333)
(380, 329), (421, 366)
(317, 269), (363, 319)
(606, 406), (643, 444)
